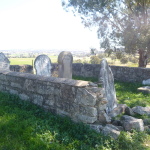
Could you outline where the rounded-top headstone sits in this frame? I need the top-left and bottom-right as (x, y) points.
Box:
(0, 52), (10, 70)
(58, 51), (73, 79)
(99, 59), (117, 114)
(34, 54), (51, 77)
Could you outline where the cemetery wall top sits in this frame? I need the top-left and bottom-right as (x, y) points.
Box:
(0, 70), (110, 124)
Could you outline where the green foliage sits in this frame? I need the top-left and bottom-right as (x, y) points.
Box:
(62, 0), (150, 67)
(73, 59), (82, 63)
(120, 57), (128, 64)
(90, 55), (101, 64)
(115, 81), (150, 107)
(97, 53), (106, 59)
(114, 51), (124, 60)
(128, 56), (138, 64)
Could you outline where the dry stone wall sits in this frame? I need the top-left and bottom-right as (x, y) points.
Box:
(10, 65), (33, 74)
(10, 63), (150, 83)
(0, 70), (109, 124)
(71, 63), (150, 83)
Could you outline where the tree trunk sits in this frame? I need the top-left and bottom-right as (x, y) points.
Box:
(138, 50), (147, 68)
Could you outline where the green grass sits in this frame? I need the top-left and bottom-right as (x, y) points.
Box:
(0, 80), (150, 150)
(9, 56), (58, 65)
(9, 58), (35, 65)
(115, 81), (150, 107)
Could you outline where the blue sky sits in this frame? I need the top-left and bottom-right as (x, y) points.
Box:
(0, 0), (100, 51)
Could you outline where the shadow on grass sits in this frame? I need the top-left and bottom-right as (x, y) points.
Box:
(0, 92), (149, 150)
(114, 81), (150, 107)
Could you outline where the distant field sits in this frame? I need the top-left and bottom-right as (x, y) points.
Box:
(9, 56), (150, 68)
(9, 56), (58, 65)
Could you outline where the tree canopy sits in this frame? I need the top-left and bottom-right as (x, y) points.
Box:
(62, 0), (150, 67)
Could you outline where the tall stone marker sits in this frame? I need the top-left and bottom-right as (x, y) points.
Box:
(34, 54), (51, 77)
(58, 51), (73, 79)
(0, 52), (10, 70)
(99, 59), (117, 114)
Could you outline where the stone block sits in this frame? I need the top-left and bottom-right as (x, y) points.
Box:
(79, 105), (97, 117)
(121, 115), (144, 131)
(19, 93), (29, 101)
(11, 82), (22, 88)
(132, 106), (150, 116)
(75, 88), (97, 106)
(98, 110), (111, 123)
(33, 94), (43, 106)
(77, 114), (97, 124)
(101, 124), (120, 139)
(108, 104), (127, 117)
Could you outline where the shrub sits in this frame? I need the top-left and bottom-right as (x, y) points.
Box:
(110, 54), (117, 60)
(128, 57), (138, 63)
(114, 51), (124, 59)
(74, 59), (82, 63)
(90, 56), (101, 64)
(97, 53), (106, 59)
(120, 57), (128, 64)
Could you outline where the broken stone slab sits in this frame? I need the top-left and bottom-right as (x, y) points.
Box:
(137, 86), (150, 94)
(99, 59), (117, 114)
(125, 106), (135, 116)
(98, 110), (111, 123)
(142, 79), (150, 85)
(108, 104), (127, 118)
(132, 106), (150, 116)
(121, 115), (144, 131)
(101, 124), (120, 139)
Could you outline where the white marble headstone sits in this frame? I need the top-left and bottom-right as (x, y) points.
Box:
(0, 52), (10, 70)
(58, 51), (73, 79)
(99, 59), (117, 113)
(34, 54), (51, 76)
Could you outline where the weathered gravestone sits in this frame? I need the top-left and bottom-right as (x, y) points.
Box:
(99, 59), (117, 114)
(0, 52), (10, 70)
(58, 51), (73, 79)
(34, 54), (51, 76)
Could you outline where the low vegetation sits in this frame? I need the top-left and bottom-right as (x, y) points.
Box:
(0, 78), (150, 150)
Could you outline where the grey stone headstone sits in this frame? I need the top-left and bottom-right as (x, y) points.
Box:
(34, 54), (51, 76)
(99, 59), (117, 114)
(0, 52), (10, 70)
(58, 51), (73, 79)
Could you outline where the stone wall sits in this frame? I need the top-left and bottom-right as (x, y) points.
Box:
(71, 63), (150, 83)
(0, 70), (108, 124)
(10, 64), (150, 83)
(10, 65), (33, 74)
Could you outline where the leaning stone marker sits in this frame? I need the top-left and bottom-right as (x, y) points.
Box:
(58, 51), (73, 79)
(0, 52), (10, 70)
(34, 54), (51, 76)
(99, 59), (117, 114)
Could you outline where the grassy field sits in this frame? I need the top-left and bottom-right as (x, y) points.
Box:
(9, 56), (150, 68)
(9, 56), (58, 65)
(0, 80), (150, 150)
